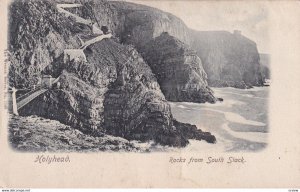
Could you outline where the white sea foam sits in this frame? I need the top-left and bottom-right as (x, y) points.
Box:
(223, 111), (266, 126)
(213, 87), (267, 99)
(182, 139), (226, 152)
(170, 98), (245, 109)
(177, 104), (187, 109)
(203, 108), (266, 126)
(221, 123), (267, 143)
(222, 91), (266, 99)
(250, 86), (269, 92)
(217, 99), (245, 108)
(169, 87), (269, 152)
(222, 91), (253, 97)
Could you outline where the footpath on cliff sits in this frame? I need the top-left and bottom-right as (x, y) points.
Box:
(8, 0), (218, 152)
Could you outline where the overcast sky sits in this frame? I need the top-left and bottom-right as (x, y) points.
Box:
(123, 0), (270, 54)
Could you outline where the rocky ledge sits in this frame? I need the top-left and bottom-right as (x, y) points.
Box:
(9, 115), (145, 152)
(9, 115), (215, 152)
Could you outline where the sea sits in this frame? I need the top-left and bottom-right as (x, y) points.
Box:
(169, 86), (269, 152)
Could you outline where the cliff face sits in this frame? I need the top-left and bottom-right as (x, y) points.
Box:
(109, 1), (190, 49)
(19, 38), (216, 147)
(111, 3), (216, 102)
(103, 1), (264, 89)
(9, 0), (269, 149)
(10, 1), (216, 147)
(11, 0), (263, 91)
(8, 0), (82, 88)
(190, 31), (264, 88)
(141, 32), (216, 103)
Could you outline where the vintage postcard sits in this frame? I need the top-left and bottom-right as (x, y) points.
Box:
(0, 0), (299, 188)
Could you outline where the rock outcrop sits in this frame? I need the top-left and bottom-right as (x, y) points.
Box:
(190, 30), (265, 88)
(17, 34), (216, 147)
(141, 32), (216, 103)
(8, 0), (228, 150)
(9, 115), (145, 152)
(8, 0), (269, 150)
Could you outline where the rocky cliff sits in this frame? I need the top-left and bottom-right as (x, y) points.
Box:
(8, 0), (268, 150)
(67, 0), (265, 89)
(109, 1), (190, 49)
(141, 32), (216, 103)
(10, 0), (264, 90)
(106, 1), (265, 89)
(10, 0), (216, 148)
(19, 38), (216, 147)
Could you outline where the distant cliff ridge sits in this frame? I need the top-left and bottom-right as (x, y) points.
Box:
(9, 0), (264, 90)
(107, 1), (265, 89)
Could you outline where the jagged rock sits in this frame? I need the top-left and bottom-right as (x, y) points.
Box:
(19, 38), (215, 147)
(8, 115), (145, 152)
(173, 120), (216, 144)
(9, 0), (264, 90)
(141, 32), (217, 103)
(10, 0), (217, 149)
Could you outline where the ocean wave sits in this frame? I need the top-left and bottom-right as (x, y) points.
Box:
(213, 87), (268, 99)
(170, 99), (245, 108)
(221, 123), (267, 143)
(177, 104), (187, 109)
(219, 91), (266, 99)
(203, 108), (266, 126)
(250, 86), (270, 92)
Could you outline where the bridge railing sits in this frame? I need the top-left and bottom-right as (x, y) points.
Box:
(51, 76), (61, 85)
(80, 33), (112, 49)
(16, 85), (42, 103)
(16, 75), (61, 103)
(17, 87), (41, 102)
(17, 88), (48, 110)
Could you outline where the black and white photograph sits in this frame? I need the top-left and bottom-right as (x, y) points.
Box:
(5, 0), (272, 153)
(2, 0), (300, 189)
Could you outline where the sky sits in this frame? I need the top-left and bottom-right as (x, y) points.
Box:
(122, 0), (270, 54)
